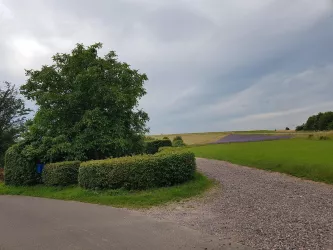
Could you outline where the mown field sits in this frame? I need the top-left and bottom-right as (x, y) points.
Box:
(190, 138), (333, 184)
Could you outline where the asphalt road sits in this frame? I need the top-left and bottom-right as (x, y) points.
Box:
(0, 196), (246, 250)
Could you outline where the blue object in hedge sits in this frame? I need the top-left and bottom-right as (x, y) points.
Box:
(36, 164), (44, 174)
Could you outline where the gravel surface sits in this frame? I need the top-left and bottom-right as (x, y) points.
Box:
(145, 158), (333, 250)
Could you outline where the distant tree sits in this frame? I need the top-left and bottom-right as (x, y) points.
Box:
(328, 121), (333, 130)
(20, 43), (149, 162)
(0, 82), (30, 167)
(304, 115), (317, 131)
(295, 124), (304, 131)
(318, 112), (333, 131)
(285, 127), (290, 131)
(296, 111), (333, 131)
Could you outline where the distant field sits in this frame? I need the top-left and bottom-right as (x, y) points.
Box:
(152, 130), (333, 145)
(152, 132), (228, 145)
(190, 138), (333, 184)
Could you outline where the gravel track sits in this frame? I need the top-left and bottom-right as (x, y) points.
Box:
(145, 158), (333, 250)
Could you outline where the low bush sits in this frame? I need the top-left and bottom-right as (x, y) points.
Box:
(308, 134), (314, 139)
(145, 139), (172, 154)
(4, 144), (39, 186)
(173, 139), (186, 147)
(172, 136), (186, 147)
(79, 150), (196, 190)
(163, 136), (169, 140)
(42, 161), (80, 186)
(173, 136), (183, 141)
(319, 136), (329, 140)
(0, 168), (4, 182)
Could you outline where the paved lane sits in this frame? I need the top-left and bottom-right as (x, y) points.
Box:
(0, 196), (245, 250)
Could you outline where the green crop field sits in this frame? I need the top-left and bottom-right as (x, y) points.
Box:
(190, 138), (333, 184)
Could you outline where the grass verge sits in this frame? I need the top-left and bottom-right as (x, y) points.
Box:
(190, 139), (333, 184)
(0, 172), (213, 208)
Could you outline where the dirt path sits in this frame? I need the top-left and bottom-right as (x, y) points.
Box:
(145, 158), (333, 249)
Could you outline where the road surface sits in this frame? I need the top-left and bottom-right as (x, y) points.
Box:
(0, 195), (247, 250)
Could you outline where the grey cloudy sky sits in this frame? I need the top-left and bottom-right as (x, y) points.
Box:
(1, 0), (333, 134)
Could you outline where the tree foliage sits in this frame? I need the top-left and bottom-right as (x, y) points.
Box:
(19, 43), (149, 162)
(296, 111), (333, 131)
(0, 82), (30, 167)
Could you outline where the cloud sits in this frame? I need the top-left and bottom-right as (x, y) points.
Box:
(0, 0), (332, 133)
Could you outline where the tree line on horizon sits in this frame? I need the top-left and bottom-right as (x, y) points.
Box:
(296, 111), (333, 131)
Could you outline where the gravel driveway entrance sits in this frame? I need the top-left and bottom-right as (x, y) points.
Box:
(146, 158), (333, 249)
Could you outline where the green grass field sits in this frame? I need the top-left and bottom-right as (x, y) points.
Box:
(190, 139), (333, 184)
(0, 172), (213, 208)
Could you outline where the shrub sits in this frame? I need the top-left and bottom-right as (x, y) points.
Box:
(42, 161), (80, 186)
(0, 168), (4, 182)
(145, 139), (172, 154)
(308, 134), (314, 139)
(285, 127), (290, 131)
(79, 150), (196, 190)
(173, 139), (186, 147)
(4, 144), (39, 186)
(163, 136), (169, 140)
(173, 136), (183, 141)
(319, 136), (329, 140)
(172, 136), (186, 147)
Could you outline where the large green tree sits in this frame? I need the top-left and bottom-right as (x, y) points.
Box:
(0, 82), (30, 167)
(20, 43), (149, 162)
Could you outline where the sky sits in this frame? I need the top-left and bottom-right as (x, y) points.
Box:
(0, 0), (333, 134)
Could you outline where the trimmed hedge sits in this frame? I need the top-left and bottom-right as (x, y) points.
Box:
(79, 150), (196, 190)
(145, 139), (172, 154)
(42, 161), (80, 186)
(4, 145), (39, 186)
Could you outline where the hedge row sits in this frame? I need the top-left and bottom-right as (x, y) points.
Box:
(42, 161), (80, 186)
(79, 150), (196, 190)
(4, 145), (39, 186)
(145, 139), (172, 154)
(5, 146), (196, 190)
